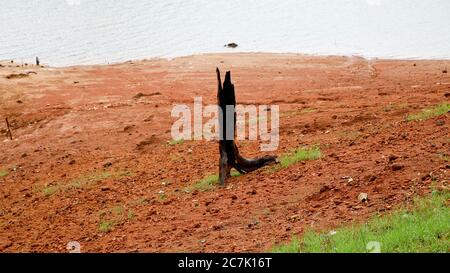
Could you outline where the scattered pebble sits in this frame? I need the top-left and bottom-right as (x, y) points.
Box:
(435, 120), (444, 126)
(391, 163), (404, 171)
(358, 192), (368, 203)
(388, 154), (399, 162)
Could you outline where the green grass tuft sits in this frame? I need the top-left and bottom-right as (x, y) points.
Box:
(406, 103), (450, 121)
(186, 170), (241, 192)
(99, 220), (115, 233)
(277, 145), (322, 169)
(273, 190), (450, 253)
(0, 169), (9, 178)
(42, 185), (58, 197)
(41, 170), (133, 197)
(168, 139), (185, 145)
(439, 154), (450, 162)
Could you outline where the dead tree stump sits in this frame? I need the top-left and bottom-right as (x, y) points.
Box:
(216, 68), (277, 185)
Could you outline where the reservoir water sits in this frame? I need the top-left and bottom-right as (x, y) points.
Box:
(1, 0), (449, 66)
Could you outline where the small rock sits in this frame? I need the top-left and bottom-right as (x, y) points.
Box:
(123, 125), (135, 132)
(388, 154), (399, 162)
(328, 230), (337, 236)
(144, 115), (154, 122)
(231, 195), (238, 200)
(103, 162), (113, 168)
(319, 185), (331, 193)
(341, 176), (354, 185)
(435, 120), (444, 126)
(367, 175), (377, 182)
(133, 92), (145, 99)
(224, 42), (238, 48)
(212, 222), (224, 230)
(16, 100), (23, 104)
(0, 239), (12, 251)
(247, 219), (259, 229)
(68, 159), (76, 165)
(391, 163), (404, 171)
(444, 92), (450, 98)
(100, 186), (110, 191)
(358, 193), (368, 202)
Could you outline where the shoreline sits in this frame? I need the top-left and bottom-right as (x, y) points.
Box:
(2, 51), (450, 69)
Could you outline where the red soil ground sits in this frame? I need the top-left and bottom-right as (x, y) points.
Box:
(0, 53), (449, 252)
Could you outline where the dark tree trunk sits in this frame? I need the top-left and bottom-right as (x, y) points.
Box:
(216, 68), (277, 185)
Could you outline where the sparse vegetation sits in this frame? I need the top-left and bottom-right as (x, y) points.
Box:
(98, 204), (134, 232)
(41, 170), (133, 197)
(99, 220), (115, 233)
(383, 102), (409, 112)
(439, 154), (450, 162)
(273, 189), (450, 253)
(168, 139), (185, 145)
(185, 170), (241, 192)
(158, 192), (167, 200)
(42, 185), (58, 197)
(132, 197), (149, 206)
(281, 108), (317, 118)
(301, 108), (317, 113)
(406, 103), (450, 121)
(127, 209), (135, 220)
(270, 145), (322, 172)
(0, 169), (9, 178)
(338, 130), (361, 141)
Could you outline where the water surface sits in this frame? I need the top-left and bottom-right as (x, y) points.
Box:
(1, 0), (449, 66)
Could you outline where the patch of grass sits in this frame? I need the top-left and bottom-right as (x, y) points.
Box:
(127, 209), (135, 220)
(274, 145), (322, 170)
(98, 204), (134, 232)
(301, 108), (317, 113)
(41, 170), (133, 197)
(406, 103), (450, 121)
(185, 170), (241, 192)
(0, 169), (9, 178)
(132, 197), (149, 206)
(273, 190), (450, 253)
(158, 192), (167, 200)
(383, 102), (409, 112)
(99, 220), (115, 233)
(338, 130), (361, 141)
(170, 154), (183, 162)
(112, 205), (124, 216)
(439, 154), (450, 162)
(168, 139), (185, 145)
(42, 185), (58, 197)
(281, 108), (317, 118)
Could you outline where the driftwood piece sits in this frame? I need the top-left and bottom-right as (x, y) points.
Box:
(216, 68), (277, 185)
